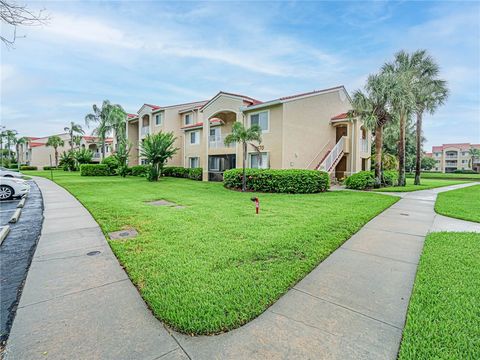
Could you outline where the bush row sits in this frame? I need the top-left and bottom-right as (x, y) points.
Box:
(345, 170), (399, 190)
(20, 166), (38, 171)
(80, 164), (110, 176)
(163, 166), (202, 181)
(223, 169), (330, 193)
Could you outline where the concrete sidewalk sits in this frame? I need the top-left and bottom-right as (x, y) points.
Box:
(5, 178), (478, 359)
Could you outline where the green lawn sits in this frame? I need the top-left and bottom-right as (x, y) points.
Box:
(375, 178), (469, 192)
(398, 232), (480, 360)
(435, 184), (480, 222)
(406, 172), (480, 181)
(25, 170), (398, 334)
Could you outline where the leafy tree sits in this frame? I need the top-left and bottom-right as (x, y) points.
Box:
(109, 105), (127, 145)
(140, 132), (178, 181)
(224, 122), (262, 192)
(351, 73), (394, 187)
(421, 156), (436, 171)
(2, 129), (17, 162)
(468, 147), (480, 172)
(45, 135), (64, 167)
(410, 51), (448, 184)
(59, 151), (76, 171)
(74, 148), (93, 164)
(64, 121), (85, 151)
(382, 51), (418, 186)
(113, 140), (131, 177)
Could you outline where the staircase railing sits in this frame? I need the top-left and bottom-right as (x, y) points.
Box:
(306, 140), (331, 170)
(319, 136), (345, 172)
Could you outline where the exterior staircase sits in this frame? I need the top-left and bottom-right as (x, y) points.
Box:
(316, 136), (345, 174)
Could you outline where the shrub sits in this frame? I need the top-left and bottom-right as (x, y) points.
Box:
(20, 166), (38, 171)
(345, 171), (375, 190)
(80, 164), (110, 176)
(163, 166), (202, 181)
(223, 169), (330, 193)
(130, 165), (151, 177)
(453, 169), (478, 174)
(43, 166), (59, 170)
(383, 170), (398, 186)
(102, 156), (119, 175)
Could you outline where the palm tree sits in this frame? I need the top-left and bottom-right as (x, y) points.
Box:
(468, 147), (480, 172)
(409, 51), (449, 185)
(15, 136), (28, 168)
(224, 122), (262, 192)
(350, 73), (394, 187)
(46, 135), (65, 167)
(382, 50), (418, 186)
(140, 132), (179, 181)
(109, 105), (127, 145)
(64, 121), (85, 151)
(85, 100), (112, 160)
(4, 129), (18, 162)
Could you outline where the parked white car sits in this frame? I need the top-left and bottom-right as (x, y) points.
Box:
(0, 167), (24, 178)
(0, 177), (30, 200)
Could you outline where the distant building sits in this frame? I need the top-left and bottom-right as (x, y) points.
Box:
(18, 133), (113, 169)
(429, 143), (480, 173)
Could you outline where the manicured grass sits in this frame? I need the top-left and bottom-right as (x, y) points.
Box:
(406, 172), (480, 181)
(435, 184), (480, 222)
(399, 232), (480, 360)
(25, 171), (398, 334)
(375, 177), (469, 192)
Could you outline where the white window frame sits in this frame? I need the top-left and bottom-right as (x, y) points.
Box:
(155, 112), (163, 126)
(209, 157), (221, 171)
(189, 157), (200, 168)
(249, 110), (270, 133)
(184, 113), (193, 126)
(249, 151), (269, 169)
(190, 130), (200, 145)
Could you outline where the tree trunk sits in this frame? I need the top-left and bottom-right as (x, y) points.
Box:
(414, 111), (423, 185)
(398, 113), (406, 186)
(374, 124), (383, 188)
(55, 148), (58, 167)
(242, 142), (247, 192)
(101, 140), (105, 160)
(70, 133), (74, 152)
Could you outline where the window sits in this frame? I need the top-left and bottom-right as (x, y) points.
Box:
(190, 131), (200, 145)
(184, 113), (192, 125)
(155, 112), (163, 125)
(250, 152), (269, 169)
(250, 111), (269, 132)
(209, 157), (221, 171)
(189, 157), (199, 168)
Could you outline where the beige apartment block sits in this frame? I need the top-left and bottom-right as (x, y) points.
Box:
(429, 143), (480, 173)
(20, 133), (113, 169)
(125, 86), (371, 181)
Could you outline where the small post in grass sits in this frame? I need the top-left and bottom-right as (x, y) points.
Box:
(49, 155), (54, 180)
(251, 197), (259, 214)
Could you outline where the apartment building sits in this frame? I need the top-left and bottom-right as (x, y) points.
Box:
(19, 133), (113, 169)
(429, 143), (480, 173)
(126, 86), (371, 181)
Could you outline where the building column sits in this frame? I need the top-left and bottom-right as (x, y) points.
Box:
(202, 116), (209, 181)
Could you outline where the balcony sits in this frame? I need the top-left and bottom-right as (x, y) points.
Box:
(209, 134), (235, 149)
(445, 155), (458, 160)
(141, 126), (150, 137)
(360, 138), (368, 153)
(92, 153), (101, 159)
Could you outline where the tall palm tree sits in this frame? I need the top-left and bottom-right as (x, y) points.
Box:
(411, 52), (448, 185)
(46, 135), (65, 167)
(109, 105), (127, 146)
(468, 147), (480, 172)
(224, 122), (262, 192)
(64, 121), (85, 151)
(350, 73), (394, 188)
(15, 136), (28, 168)
(382, 50), (418, 186)
(140, 132), (179, 181)
(4, 129), (18, 162)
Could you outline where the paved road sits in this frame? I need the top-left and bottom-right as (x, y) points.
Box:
(0, 181), (43, 345)
(4, 178), (479, 359)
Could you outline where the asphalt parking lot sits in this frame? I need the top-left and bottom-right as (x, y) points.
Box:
(0, 181), (43, 345)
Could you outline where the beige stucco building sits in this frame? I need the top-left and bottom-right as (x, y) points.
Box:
(126, 86), (371, 181)
(428, 143), (480, 173)
(19, 133), (113, 169)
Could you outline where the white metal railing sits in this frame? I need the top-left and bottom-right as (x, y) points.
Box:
(306, 140), (331, 170)
(92, 153), (101, 159)
(209, 134), (235, 148)
(141, 126), (150, 136)
(360, 138), (368, 153)
(445, 155), (457, 160)
(319, 136), (345, 172)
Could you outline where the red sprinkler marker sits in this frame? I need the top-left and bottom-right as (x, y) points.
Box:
(251, 197), (259, 214)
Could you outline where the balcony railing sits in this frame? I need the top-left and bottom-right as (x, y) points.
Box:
(445, 155), (458, 160)
(360, 138), (368, 153)
(141, 126), (150, 136)
(92, 153), (101, 159)
(209, 134), (235, 148)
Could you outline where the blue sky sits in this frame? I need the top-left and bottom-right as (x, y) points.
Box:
(1, 0), (479, 150)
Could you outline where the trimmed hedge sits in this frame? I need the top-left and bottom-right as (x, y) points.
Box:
(129, 165), (151, 177)
(163, 166), (202, 181)
(453, 169), (478, 174)
(43, 166), (60, 170)
(80, 164), (110, 176)
(101, 156), (119, 175)
(223, 169), (330, 193)
(345, 170), (399, 190)
(20, 166), (37, 171)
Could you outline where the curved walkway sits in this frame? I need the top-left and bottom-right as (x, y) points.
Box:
(5, 178), (479, 359)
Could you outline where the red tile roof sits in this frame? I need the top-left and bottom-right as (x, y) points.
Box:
(331, 112), (350, 121)
(30, 142), (44, 147)
(145, 103), (162, 110)
(127, 113), (137, 119)
(27, 136), (41, 140)
(181, 122), (204, 130)
(432, 143), (480, 152)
